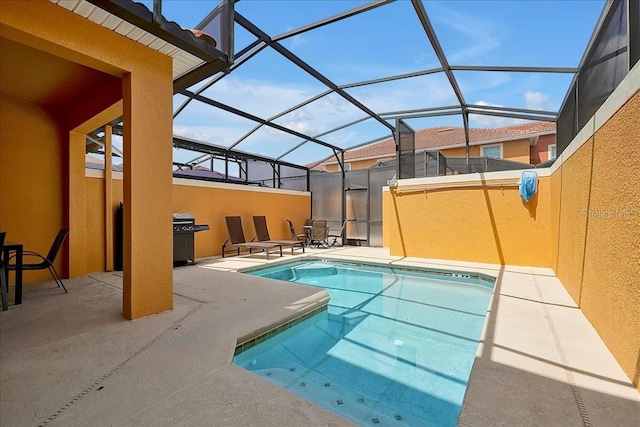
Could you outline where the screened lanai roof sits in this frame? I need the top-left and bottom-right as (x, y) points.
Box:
(70, 0), (635, 169)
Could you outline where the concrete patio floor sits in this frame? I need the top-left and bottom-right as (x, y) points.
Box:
(1, 247), (638, 426)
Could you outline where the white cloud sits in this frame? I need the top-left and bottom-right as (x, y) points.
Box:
(282, 120), (314, 134)
(469, 101), (523, 127)
(434, 8), (503, 64)
(524, 91), (550, 111)
(288, 34), (308, 51)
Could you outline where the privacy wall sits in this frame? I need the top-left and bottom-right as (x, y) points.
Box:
(83, 174), (310, 271)
(383, 172), (552, 267)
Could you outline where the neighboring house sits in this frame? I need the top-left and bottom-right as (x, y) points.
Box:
(315, 121), (556, 172)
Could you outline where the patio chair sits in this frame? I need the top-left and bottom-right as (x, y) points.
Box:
(6, 229), (69, 294)
(222, 216), (282, 260)
(286, 219), (309, 247)
(1, 232), (8, 311)
(328, 219), (349, 247)
(253, 216), (304, 254)
(309, 219), (329, 248)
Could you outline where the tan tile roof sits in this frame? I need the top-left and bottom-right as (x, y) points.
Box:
(330, 121), (556, 163)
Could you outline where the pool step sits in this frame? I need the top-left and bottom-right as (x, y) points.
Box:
(293, 263), (338, 278)
(253, 365), (425, 426)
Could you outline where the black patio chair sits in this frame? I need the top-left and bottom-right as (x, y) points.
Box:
(6, 229), (69, 294)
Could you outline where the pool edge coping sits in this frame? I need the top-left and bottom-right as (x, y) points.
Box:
(238, 255), (497, 287)
(233, 256), (497, 358)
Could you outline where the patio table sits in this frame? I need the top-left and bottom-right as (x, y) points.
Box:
(302, 225), (313, 247)
(3, 241), (23, 305)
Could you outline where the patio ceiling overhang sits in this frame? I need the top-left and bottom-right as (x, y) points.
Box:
(51, 0), (233, 91)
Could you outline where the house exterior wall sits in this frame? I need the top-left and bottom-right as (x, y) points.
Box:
(441, 138), (531, 164)
(552, 88), (640, 392)
(1, 0), (174, 319)
(530, 133), (557, 164)
(320, 137), (534, 172)
(554, 137), (593, 302)
(0, 97), (68, 283)
(383, 172), (552, 267)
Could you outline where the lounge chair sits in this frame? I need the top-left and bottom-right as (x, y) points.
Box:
(6, 229), (69, 294)
(253, 216), (305, 254)
(222, 216), (282, 260)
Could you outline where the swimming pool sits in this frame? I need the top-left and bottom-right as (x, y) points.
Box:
(234, 259), (494, 426)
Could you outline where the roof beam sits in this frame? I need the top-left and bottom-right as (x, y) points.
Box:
(379, 105), (461, 117)
(180, 89), (343, 151)
(173, 41), (267, 118)
(277, 105), (463, 161)
(411, 0), (466, 109)
(227, 89), (333, 152)
(234, 39), (264, 61)
(467, 104), (557, 117)
(273, 0), (395, 42)
(306, 134), (392, 169)
(275, 116), (372, 161)
(450, 65), (578, 73)
(411, 0), (470, 162)
(467, 109), (558, 122)
(339, 67), (443, 89)
(174, 135), (306, 171)
(382, 110), (462, 120)
(235, 12), (395, 133)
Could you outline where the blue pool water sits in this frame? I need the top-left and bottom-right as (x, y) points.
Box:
(234, 260), (494, 426)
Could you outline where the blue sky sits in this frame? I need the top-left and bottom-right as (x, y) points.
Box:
(143, 0), (606, 166)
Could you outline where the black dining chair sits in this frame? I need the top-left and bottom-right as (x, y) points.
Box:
(1, 231), (8, 311)
(6, 229), (69, 294)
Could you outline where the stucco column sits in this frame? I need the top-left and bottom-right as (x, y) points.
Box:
(122, 68), (173, 319)
(69, 130), (87, 277)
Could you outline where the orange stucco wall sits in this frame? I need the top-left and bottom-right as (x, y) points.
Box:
(173, 180), (311, 257)
(554, 138), (593, 302)
(442, 138), (531, 164)
(0, 97), (68, 282)
(83, 175), (311, 269)
(384, 175), (551, 267)
(552, 90), (640, 391)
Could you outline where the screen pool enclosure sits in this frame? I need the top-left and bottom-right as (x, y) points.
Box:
(87, 1), (638, 246)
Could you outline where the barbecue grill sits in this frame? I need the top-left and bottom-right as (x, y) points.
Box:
(173, 213), (209, 264)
